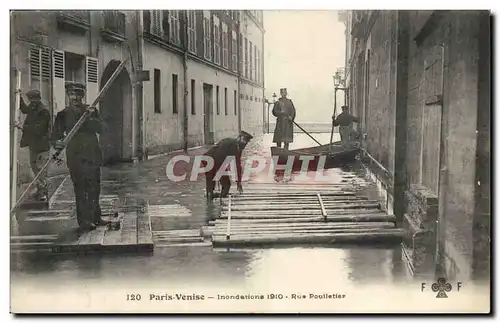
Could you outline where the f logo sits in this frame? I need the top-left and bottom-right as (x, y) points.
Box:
(432, 278), (452, 298)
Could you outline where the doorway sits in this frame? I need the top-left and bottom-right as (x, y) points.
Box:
(99, 59), (133, 165)
(203, 83), (214, 145)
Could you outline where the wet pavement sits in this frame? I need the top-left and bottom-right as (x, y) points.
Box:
(10, 132), (490, 313)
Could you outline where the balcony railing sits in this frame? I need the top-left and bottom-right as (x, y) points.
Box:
(102, 11), (126, 36)
(60, 11), (90, 22)
(56, 11), (90, 33)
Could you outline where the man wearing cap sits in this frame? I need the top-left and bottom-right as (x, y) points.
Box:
(203, 131), (253, 200)
(52, 82), (107, 232)
(272, 88), (296, 150)
(333, 105), (360, 148)
(17, 89), (51, 201)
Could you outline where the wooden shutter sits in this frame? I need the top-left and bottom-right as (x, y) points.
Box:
(85, 57), (99, 106)
(29, 47), (41, 89)
(52, 49), (65, 119)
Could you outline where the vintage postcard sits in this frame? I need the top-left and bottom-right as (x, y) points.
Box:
(8, 7), (491, 314)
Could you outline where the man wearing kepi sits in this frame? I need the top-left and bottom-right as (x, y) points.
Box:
(333, 105), (360, 148)
(204, 131), (254, 200)
(272, 88), (296, 150)
(51, 83), (108, 232)
(18, 89), (51, 201)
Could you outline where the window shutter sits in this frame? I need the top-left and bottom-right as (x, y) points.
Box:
(52, 49), (65, 119)
(162, 10), (169, 38)
(85, 57), (99, 106)
(29, 47), (41, 83)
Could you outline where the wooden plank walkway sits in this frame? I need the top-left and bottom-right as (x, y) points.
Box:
(209, 182), (404, 248)
(50, 198), (154, 254)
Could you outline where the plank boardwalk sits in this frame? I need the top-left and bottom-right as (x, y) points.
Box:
(51, 198), (153, 254)
(209, 182), (404, 247)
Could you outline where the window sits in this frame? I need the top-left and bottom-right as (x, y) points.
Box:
(203, 11), (211, 60)
(234, 90), (237, 115)
(222, 23), (228, 68)
(224, 87), (228, 115)
(191, 79), (196, 115)
(216, 86), (220, 115)
(172, 74), (178, 114)
(213, 17), (220, 65)
(188, 10), (196, 53)
(239, 33), (243, 74)
(231, 31), (237, 72)
(65, 52), (85, 84)
(169, 10), (180, 45)
(253, 45), (257, 82)
(244, 38), (248, 78)
(256, 48), (260, 84)
(256, 50), (262, 84)
(249, 41), (253, 81)
(150, 10), (163, 37)
(154, 69), (161, 113)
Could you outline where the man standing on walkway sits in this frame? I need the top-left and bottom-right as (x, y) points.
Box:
(17, 89), (51, 201)
(272, 88), (296, 150)
(52, 83), (108, 232)
(204, 131), (254, 201)
(333, 105), (360, 148)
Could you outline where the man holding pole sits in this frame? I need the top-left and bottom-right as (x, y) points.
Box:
(333, 105), (360, 148)
(52, 83), (107, 232)
(16, 89), (51, 202)
(272, 88), (296, 150)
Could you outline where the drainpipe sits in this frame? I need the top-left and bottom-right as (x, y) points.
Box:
(183, 11), (189, 152)
(136, 11), (146, 160)
(237, 12), (242, 133)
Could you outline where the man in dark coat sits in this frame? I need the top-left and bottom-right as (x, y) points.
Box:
(204, 131), (254, 200)
(18, 89), (51, 201)
(272, 88), (296, 150)
(52, 83), (107, 232)
(333, 105), (360, 148)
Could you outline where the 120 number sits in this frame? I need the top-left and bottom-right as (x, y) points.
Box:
(126, 294), (142, 301)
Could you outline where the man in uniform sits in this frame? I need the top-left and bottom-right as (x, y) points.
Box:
(333, 105), (360, 148)
(272, 88), (296, 150)
(204, 131), (254, 200)
(17, 89), (51, 201)
(52, 83), (107, 232)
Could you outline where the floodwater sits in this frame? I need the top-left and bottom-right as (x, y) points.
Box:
(10, 132), (490, 313)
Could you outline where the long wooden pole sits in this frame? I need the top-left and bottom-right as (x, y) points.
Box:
(329, 87), (338, 152)
(292, 120), (323, 146)
(11, 70), (21, 208)
(10, 59), (128, 215)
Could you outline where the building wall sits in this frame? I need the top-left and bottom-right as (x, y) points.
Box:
(11, 11), (139, 183)
(239, 11), (265, 136)
(140, 10), (265, 154)
(346, 10), (490, 280)
(142, 42), (185, 153)
(187, 59), (239, 143)
(11, 10), (265, 185)
(363, 11), (397, 174)
(240, 82), (264, 135)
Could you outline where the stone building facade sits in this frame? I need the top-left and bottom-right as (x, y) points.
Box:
(341, 10), (490, 281)
(10, 10), (265, 184)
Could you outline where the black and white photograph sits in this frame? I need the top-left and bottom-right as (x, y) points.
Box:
(7, 5), (492, 314)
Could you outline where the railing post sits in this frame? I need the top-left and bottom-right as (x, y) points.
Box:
(317, 193), (327, 221)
